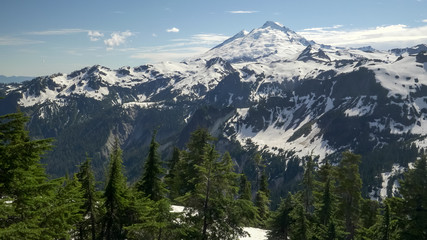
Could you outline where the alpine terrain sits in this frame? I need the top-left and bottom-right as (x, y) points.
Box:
(1, 21), (427, 204)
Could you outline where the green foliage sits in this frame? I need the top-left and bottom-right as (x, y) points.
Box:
(399, 156), (427, 239)
(267, 194), (293, 240)
(137, 130), (166, 201)
(335, 151), (362, 240)
(101, 138), (131, 240)
(76, 156), (101, 240)
(164, 146), (181, 201)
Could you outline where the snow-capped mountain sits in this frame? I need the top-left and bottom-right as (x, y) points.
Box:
(1, 21), (427, 201)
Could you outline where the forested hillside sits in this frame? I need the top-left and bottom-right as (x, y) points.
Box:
(1, 110), (426, 239)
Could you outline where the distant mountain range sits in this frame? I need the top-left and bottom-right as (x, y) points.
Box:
(1, 21), (427, 204)
(0, 75), (34, 83)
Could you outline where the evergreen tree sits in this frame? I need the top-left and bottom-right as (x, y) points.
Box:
(399, 156), (427, 239)
(101, 138), (130, 240)
(164, 146), (181, 200)
(76, 156), (100, 240)
(179, 128), (214, 195)
(0, 111), (80, 239)
(267, 194), (294, 240)
(239, 174), (252, 201)
(335, 151), (362, 240)
(253, 153), (270, 227)
(137, 130), (166, 201)
(289, 194), (308, 240)
(302, 157), (316, 217)
(179, 143), (248, 239)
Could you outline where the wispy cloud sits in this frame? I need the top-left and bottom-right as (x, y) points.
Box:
(130, 33), (229, 62)
(422, 19), (427, 23)
(104, 31), (133, 49)
(27, 28), (87, 35)
(298, 24), (427, 49)
(88, 31), (104, 41)
(166, 27), (180, 33)
(227, 10), (258, 14)
(0, 36), (44, 45)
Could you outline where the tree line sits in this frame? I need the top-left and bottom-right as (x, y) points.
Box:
(0, 111), (426, 239)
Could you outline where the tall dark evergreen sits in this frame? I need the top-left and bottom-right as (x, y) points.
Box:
(335, 151), (362, 240)
(399, 155), (427, 239)
(76, 156), (100, 240)
(239, 174), (252, 201)
(302, 157), (315, 215)
(267, 194), (294, 240)
(164, 146), (181, 200)
(102, 138), (130, 240)
(0, 111), (80, 239)
(254, 153), (270, 227)
(137, 131), (166, 201)
(179, 134), (249, 239)
(179, 128), (214, 195)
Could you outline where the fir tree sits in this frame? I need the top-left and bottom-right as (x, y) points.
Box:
(399, 156), (427, 239)
(101, 138), (130, 240)
(164, 146), (181, 201)
(76, 156), (100, 240)
(179, 128), (214, 195)
(302, 157), (316, 215)
(0, 111), (80, 239)
(267, 194), (294, 240)
(137, 130), (166, 201)
(239, 174), (252, 201)
(179, 143), (248, 239)
(335, 151), (362, 240)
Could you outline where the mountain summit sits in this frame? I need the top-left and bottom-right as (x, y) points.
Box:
(203, 21), (313, 63)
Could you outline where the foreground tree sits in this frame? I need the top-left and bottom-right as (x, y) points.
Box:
(76, 156), (100, 240)
(267, 194), (293, 240)
(0, 111), (81, 239)
(335, 151), (362, 240)
(179, 132), (250, 239)
(136, 130), (166, 201)
(101, 138), (131, 240)
(399, 156), (427, 239)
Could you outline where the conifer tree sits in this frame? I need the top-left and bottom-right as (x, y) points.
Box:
(267, 194), (294, 240)
(137, 130), (166, 201)
(101, 138), (130, 240)
(179, 142), (248, 239)
(254, 153), (270, 227)
(398, 155), (427, 239)
(179, 128), (214, 195)
(76, 156), (100, 240)
(0, 111), (80, 239)
(335, 151), (362, 240)
(164, 147), (181, 201)
(302, 157), (315, 215)
(239, 174), (252, 201)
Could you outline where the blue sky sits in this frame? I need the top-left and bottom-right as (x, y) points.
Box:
(1, 0), (427, 77)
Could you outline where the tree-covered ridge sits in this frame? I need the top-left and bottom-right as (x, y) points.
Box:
(0, 110), (426, 239)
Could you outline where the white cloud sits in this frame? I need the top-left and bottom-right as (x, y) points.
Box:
(104, 31), (133, 48)
(166, 27), (180, 33)
(228, 10), (258, 14)
(0, 36), (44, 45)
(422, 19), (427, 23)
(130, 33), (230, 62)
(88, 31), (104, 41)
(152, 33), (158, 37)
(298, 24), (427, 49)
(27, 29), (87, 35)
